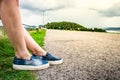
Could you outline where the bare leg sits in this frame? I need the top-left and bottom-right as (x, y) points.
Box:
(17, 0), (46, 56)
(0, 0), (31, 59)
(23, 28), (46, 56)
(0, 0), (1, 19)
(0, 0), (46, 57)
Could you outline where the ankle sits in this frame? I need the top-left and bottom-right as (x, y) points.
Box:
(15, 52), (31, 60)
(33, 50), (47, 56)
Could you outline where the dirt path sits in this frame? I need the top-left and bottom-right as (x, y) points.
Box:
(37, 30), (120, 80)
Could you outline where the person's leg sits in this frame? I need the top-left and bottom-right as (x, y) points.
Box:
(0, 0), (62, 65)
(0, 0), (1, 19)
(0, 0), (49, 70)
(23, 24), (63, 65)
(9, 0), (46, 56)
(23, 28), (46, 56)
(0, 0), (31, 59)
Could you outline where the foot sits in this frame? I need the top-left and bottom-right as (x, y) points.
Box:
(42, 52), (63, 65)
(13, 55), (49, 70)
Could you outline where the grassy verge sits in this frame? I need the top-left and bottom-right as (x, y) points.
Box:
(0, 29), (46, 80)
(29, 29), (46, 47)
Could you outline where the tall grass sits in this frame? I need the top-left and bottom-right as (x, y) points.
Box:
(0, 29), (46, 80)
(30, 29), (46, 47)
(0, 37), (14, 56)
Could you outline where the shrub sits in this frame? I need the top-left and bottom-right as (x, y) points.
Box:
(45, 21), (106, 32)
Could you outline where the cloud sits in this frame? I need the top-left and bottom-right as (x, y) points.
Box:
(18, 0), (120, 27)
(90, 2), (120, 17)
(19, 0), (73, 14)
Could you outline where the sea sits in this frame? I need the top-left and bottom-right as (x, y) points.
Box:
(106, 30), (120, 33)
(105, 27), (120, 33)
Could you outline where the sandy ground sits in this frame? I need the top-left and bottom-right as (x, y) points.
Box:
(36, 29), (120, 80)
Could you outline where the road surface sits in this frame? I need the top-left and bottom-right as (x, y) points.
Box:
(37, 30), (120, 80)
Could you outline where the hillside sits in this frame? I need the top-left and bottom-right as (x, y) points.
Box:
(45, 21), (106, 32)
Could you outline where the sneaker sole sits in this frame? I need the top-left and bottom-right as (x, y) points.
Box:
(13, 63), (49, 70)
(48, 59), (63, 65)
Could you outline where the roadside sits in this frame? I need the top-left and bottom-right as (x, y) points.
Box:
(0, 29), (46, 80)
(37, 29), (120, 80)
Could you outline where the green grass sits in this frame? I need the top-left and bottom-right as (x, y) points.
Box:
(0, 29), (46, 80)
(30, 29), (46, 47)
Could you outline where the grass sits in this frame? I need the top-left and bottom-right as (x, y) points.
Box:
(0, 29), (46, 80)
(29, 29), (46, 47)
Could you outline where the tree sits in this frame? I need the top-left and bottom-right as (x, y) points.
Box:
(45, 21), (106, 32)
(45, 21), (86, 31)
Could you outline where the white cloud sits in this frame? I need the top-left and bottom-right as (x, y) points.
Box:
(1, 0), (120, 28)
(98, 2), (120, 17)
(20, 0), (72, 12)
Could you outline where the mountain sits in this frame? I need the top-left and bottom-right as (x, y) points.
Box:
(105, 27), (120, 31)
(22, 24), (36, 29)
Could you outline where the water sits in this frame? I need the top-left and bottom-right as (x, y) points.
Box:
(106, 30), (120, 33)
(105, 27), (120, 33)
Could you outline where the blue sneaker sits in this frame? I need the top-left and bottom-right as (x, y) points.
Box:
(13, 55), (49, 70)
(42, 52), (63, 65)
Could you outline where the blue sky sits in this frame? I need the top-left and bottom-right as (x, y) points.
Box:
(1, 0), (120, 28)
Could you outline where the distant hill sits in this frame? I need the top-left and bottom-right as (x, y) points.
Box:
(45, 21), (106, 32)
(39, 25), (44, 27)
(23, 24), (36, 29)
(45, 21), (85, 30)
(105, 27), (120, 31)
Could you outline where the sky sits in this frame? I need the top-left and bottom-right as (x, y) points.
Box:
(0, 0), (120, 28)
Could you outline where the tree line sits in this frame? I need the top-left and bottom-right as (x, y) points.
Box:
(45, 21), (106, 32)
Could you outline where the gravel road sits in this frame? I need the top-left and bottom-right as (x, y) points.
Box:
(36, 29), (120, 80)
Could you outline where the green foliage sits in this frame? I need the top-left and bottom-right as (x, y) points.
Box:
(94, 28), (106, 32)
(0, 29), (46, 80)
(0, 37), (14, 56)
(45, 21), (85, 31)
(0, 26), (6, 35)
(0, 37), (37, 80)
(45, 21), (106, 32)
(30, 29), (46, 46)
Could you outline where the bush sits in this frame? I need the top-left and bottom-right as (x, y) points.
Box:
(45, 21), (106, 32)
(94, 28), (106, 32)
(45, 21), (85, 31)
